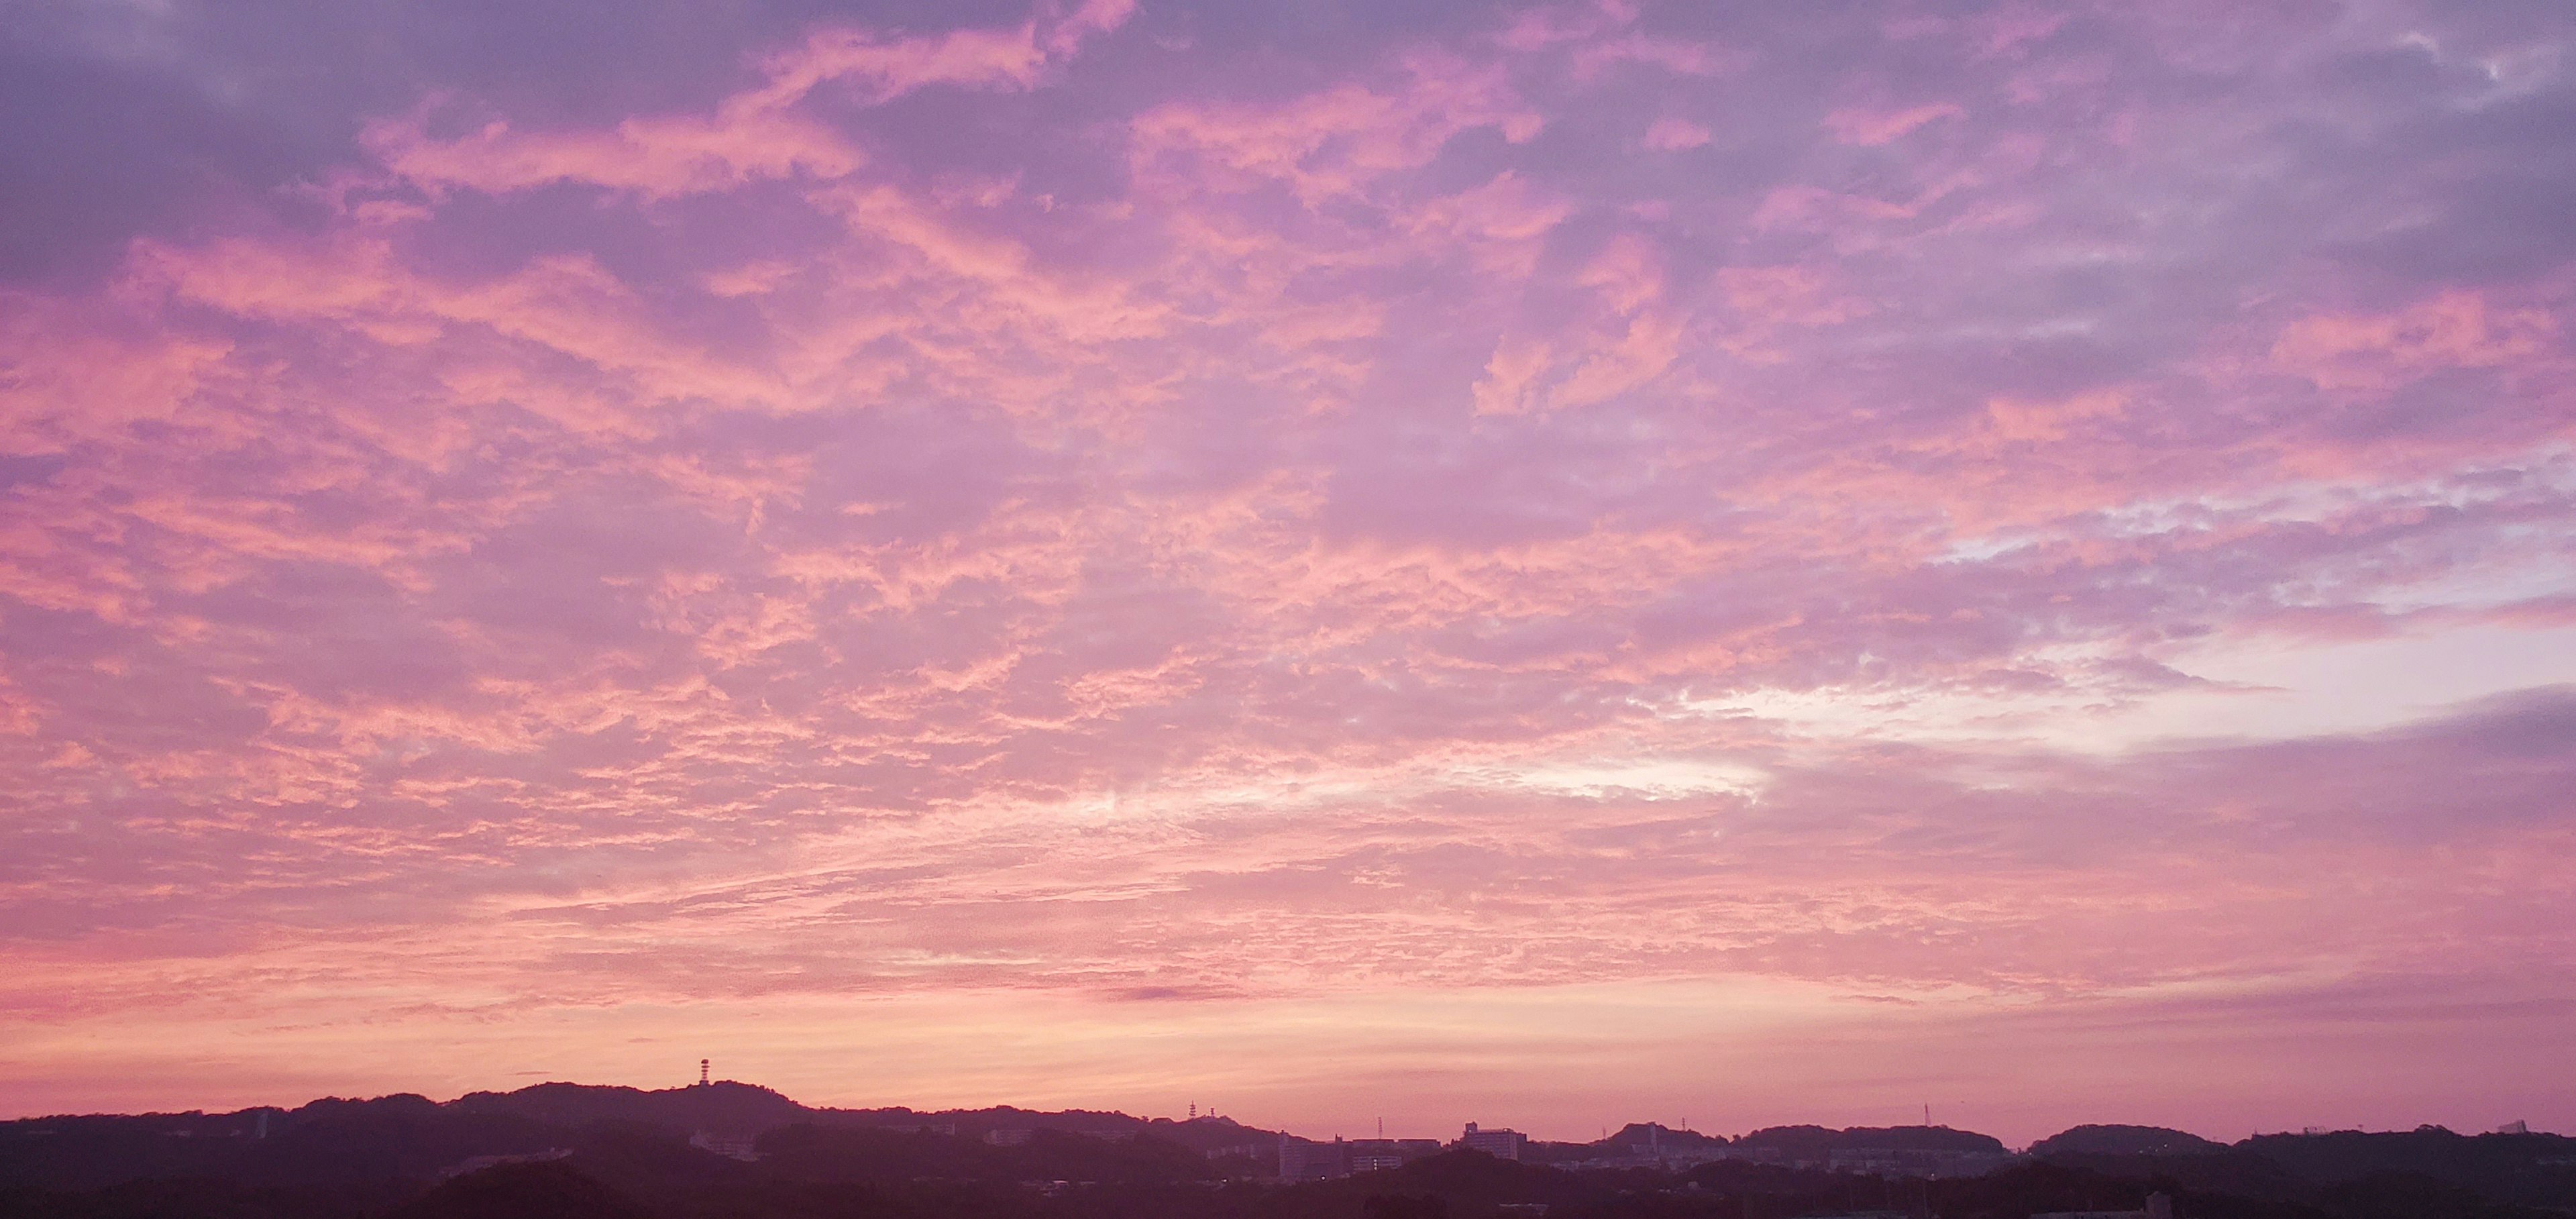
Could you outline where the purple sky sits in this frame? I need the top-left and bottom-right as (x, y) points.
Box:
(2, 0), (2573, 1143)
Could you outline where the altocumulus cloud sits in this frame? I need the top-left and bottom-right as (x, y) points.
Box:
(0, 0), (2572, 1141)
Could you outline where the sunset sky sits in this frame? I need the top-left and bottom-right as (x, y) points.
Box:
(3, 0), (2573, 1145)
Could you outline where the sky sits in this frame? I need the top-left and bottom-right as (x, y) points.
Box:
(1, 0), (2572, 1146)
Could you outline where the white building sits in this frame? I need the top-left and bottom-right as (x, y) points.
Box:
(690, 1131), (761, 1161)
(1460, 1122), (1527, 1161)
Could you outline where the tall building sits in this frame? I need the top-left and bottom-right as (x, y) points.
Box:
(1279, 1134), (1351, 1180)
(1460, 1122), (1527, 1161)
(1346, 1137), (1443, 1173)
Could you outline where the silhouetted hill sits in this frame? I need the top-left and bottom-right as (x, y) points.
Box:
(290, 1094), (441, 1122)
(1730, 1122), (2006, 1160)
(10, 1085), (2572, 1219)
(2035, 1147), (2316, 1203)
(0, 1118), (260, 1193)
(1604, 1122), (1727, 1150)
(449, 1081), (804, 1136)
(0, 1179), (400, 1219)
(1934, 1161), (2330, 1219)
(392, 1161), (651, 1219)
(2032, 1124), (2229, 1157)
(757, 1122), (1216, 1186)
(1130, 1115), (1273, 1155)
(1728, 1123), (1836, 1158)
(1839, 1124), (2006, 1152)
(2243, 1128), (2576, 1210)
(2314, 1170), (2565, 1219)
(0, 1104), (564, 1193)
(241, 1108), (568, 1188)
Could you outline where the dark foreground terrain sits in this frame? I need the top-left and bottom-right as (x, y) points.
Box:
(4, 1085), (2571, 1219)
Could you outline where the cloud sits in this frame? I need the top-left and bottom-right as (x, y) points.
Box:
(1130, 54), (1543, 205)
(366, 105), (865, 200)
(2271, 289), (2560, 390)
(1823, 102), (1965, 145)
(1, 0), (2574, 1136)
(1641, 116), (1711, 150)
(369, 0), (1133, 200)
(746, 0), (1134, 111)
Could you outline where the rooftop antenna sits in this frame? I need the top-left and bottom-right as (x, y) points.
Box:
(700, 1059), (710, 1088)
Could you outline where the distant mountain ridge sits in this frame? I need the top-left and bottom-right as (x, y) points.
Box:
(9, 1081), (2548, 1159)
(448, 1080), (808, 1134)
(3, 1080), (2033, 1166)
(2029, 1124), (2231, 1157)
(5, 1085), (2571, 1219)
(1733, 1123), (2010, 1155)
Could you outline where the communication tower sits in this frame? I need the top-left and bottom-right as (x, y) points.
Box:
(699, 1059), (710, 1087)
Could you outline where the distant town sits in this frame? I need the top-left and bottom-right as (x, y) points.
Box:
(3, 1073), (2565, 1219)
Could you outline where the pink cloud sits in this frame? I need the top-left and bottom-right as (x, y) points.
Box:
(1823, 101), (1966, 145)
(2272, 290), (2561, 390)
(1471, 233), (1686, 413)
(366, 105), (865, 200)
(1130, 54), (1544, 205)
(370, 1), (1131, 200)
(1641, 115), (1711, 150)
(2, 0), (2574, 1138)
(0, 293), (232, 452)
(746, 1), (1119, 111)
(1572, 34), (1724, 80)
